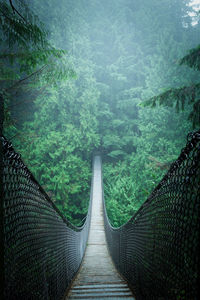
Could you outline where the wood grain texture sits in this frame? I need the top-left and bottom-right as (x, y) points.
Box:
(66, 156), (135, 299)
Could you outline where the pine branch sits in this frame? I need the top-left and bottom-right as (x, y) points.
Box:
(5, 65), (47, 92)
(143, 83), (200, 108)
(9, 0), (28, 24)
(0, 8), (14, 23)
(180, 45), (200, 71)
(8, 84), (48, 108)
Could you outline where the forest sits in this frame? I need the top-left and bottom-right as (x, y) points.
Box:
(1, 0), (200, 226)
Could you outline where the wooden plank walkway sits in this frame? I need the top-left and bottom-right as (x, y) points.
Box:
(66, 156), (135, 299)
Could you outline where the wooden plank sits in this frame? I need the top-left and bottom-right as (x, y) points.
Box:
(66, 156), (135, 299)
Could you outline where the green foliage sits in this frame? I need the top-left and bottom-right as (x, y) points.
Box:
(94, 0), (197, 226)
(4, 0), (199, 227)
(104, 104), (192, 226)
(11, 70), (100, 224)
(143, 44), (200, 127)
(143, 83), (200, 127)
(180, 44), (200, 71)
(0, 0), (74, 94)
(0, 1), (47, 48)
(1, 0), (76, 162)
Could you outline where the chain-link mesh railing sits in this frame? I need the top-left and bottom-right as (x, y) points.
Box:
(3, 136), (92, 300)
(103, 130), (200, 300)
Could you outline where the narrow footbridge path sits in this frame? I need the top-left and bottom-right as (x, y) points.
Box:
(67, 156), (134, 299)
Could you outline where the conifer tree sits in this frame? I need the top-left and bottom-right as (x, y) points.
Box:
(144, 44), (200, 127)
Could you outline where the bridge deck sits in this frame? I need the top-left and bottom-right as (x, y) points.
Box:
(66, 156), (135, 299)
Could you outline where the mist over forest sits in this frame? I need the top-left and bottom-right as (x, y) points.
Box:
(1, 0), (200, 226)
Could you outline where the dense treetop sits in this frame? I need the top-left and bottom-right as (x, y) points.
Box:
(1, 0), (199, 226)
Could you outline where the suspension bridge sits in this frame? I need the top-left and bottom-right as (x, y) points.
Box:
(2, 130), (200, 300)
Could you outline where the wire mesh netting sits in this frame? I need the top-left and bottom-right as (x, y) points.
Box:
(2, 125), (200, 299)
(2, 136), (92, 300)
(103, 130), (200, 300)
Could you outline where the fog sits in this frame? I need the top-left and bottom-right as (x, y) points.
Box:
(1, 0), (200, 224)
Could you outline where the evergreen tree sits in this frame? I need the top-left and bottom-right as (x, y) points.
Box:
(144, 44), (200, 127)
(3, 0), (199, 226)
(0, 0), (74, 137)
